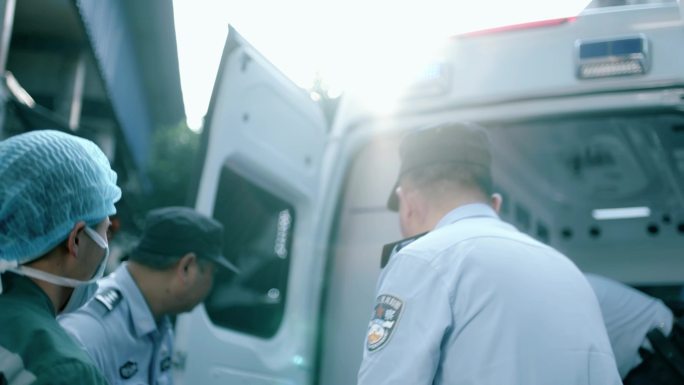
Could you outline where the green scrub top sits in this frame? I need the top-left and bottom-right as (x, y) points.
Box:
(0, 273), (109, 385)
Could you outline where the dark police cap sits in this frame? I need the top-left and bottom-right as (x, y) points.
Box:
(387, 122), (491, 211)
(130, 206), (239, 273)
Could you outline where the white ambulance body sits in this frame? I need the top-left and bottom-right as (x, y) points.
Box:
(174, 1), (684, 383)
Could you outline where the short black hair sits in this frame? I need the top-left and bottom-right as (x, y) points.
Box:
(388, 122), (492, 210)
(402, 161), (493, 198)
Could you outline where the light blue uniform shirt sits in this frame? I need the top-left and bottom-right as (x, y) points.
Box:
(358, 203), (621, 385)
(59, 263), (174, 385)
(585, 273), (673, 378)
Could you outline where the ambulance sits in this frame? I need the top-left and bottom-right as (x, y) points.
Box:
(174, 0), (684, 383)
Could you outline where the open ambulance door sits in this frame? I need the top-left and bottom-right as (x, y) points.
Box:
(173, 26), (328, 385)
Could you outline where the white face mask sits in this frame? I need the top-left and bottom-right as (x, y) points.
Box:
(0, 226), (109, 313)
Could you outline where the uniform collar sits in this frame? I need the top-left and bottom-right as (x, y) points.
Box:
(380, 232), (428, 268)
(114, 263), (160, 337)
(434, 203), (499, 231)
(380, 203), (499, 268)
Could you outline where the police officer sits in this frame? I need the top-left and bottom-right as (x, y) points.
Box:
(585, 273), (684, 384)
(357, 122), (622, 385)
(59, 206), (239, 385)
(0, 130), (120, 385)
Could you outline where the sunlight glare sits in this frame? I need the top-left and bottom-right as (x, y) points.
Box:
(173, 0), (592, 128)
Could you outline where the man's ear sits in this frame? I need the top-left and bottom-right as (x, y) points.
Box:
(397, 187), (413, 214)
(66, 221), (86, 258)
(396, 186), (404, 206)
(491, 193), (503, 214)
(401, 187), (428, 221)
(176, 253), (197, 282)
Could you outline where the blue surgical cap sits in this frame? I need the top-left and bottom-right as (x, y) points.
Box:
(0, 130), (122, 264)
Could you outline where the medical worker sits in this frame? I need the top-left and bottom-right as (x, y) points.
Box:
(0, 130), (120, 384)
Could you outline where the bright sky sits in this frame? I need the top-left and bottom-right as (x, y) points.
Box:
(173, 0), (591, 130)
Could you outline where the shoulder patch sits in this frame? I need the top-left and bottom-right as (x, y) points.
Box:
(93, 288), (122, 315)
(366, 294), (404, 352)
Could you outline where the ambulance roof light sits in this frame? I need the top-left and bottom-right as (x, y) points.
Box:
(456, 17), (577, 38)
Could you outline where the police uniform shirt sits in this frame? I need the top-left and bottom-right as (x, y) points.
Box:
(59, 263), (174, 385)
(358, 203), (622, 385)
(585, 273), (674, 378)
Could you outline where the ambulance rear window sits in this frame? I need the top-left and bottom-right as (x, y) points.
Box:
(204, 166), (295, 338)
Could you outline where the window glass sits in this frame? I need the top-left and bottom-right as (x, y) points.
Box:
(204, 166), (295, 338)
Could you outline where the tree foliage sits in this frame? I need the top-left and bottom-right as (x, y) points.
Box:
(146, 121), (200, 209)
(117, 120), (200, 239)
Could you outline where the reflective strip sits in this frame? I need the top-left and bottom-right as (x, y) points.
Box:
(0, 345), (36, 385)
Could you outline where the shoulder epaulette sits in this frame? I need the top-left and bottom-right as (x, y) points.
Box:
(92, 288), (122, 315)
